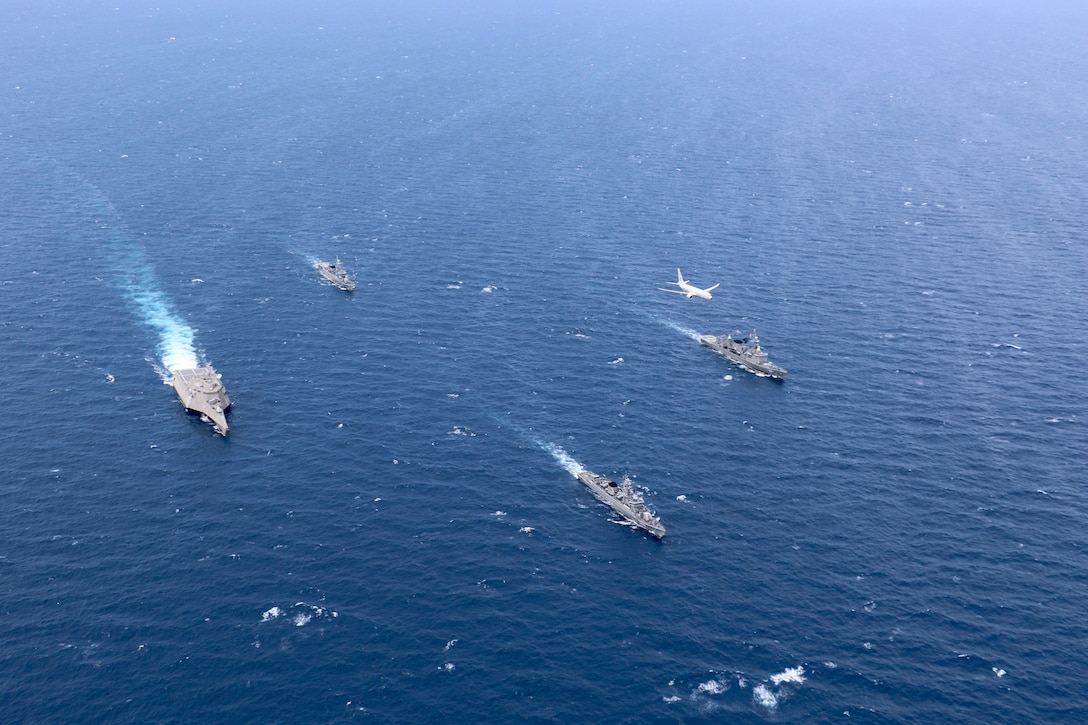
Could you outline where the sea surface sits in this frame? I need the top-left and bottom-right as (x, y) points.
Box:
(2, 2), (1087, 722)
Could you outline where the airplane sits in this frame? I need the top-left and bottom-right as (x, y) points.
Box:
(659, 268), (720, 300)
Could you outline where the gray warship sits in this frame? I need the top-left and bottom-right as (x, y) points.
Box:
(316, 258), (354, 291)
(171, 367), (231, 434)
(699, 331), (787, 379)
(576, 470), (665, 539)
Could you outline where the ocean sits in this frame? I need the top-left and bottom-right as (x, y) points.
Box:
(2, 1), (1087, 721)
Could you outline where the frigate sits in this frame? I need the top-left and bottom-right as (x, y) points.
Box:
(171, 367), (231, 434)
(315, 258), (355, 291)
(699, 331), (787, 379)
(576, 470), (665, 539)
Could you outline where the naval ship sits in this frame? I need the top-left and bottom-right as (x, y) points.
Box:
(576, 470), (665, 539)
(171, 367), (231, 434)
(699, 331), (787, 380)
(315, 258), (354, 291)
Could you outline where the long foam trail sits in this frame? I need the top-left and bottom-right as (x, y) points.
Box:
(491, 415), (585, 477)
(121, 256), (199, 374)
(663, 320), (701, 341)
(51, 160), (201, 376)
(626, 306), (701, 341)
(532, 436), (585, 478)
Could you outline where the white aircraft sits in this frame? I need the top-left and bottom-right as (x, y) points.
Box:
(659, 268), (719, 300)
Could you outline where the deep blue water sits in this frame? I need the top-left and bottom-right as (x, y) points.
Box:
(3, 2), (1087, 722)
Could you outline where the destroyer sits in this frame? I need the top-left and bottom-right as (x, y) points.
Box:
(171, 367), (231, 434)
(316, 258), (354, 291)
(699, 330), (787, 379)
(576, 470), (665, 539)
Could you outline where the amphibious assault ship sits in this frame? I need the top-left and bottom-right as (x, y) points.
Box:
(699, 331), (787, 379)
(576, 470), (665, 539)
(315, 258), (354, 291)
(171, 367), (231, 434)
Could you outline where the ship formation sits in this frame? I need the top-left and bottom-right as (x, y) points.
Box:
(151, 262), (788, 541)
(577, 470), (665, 539)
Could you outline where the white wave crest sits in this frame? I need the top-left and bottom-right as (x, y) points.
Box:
(260, 607), (284, 622)
(751, 666), (806, 710)
(696, 679), (726, 695)
(753, 684), (777, 709)
(261, 602), (336, 626)
(770, 666), (805, 686)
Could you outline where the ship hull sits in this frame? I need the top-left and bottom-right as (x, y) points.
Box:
(316, 262), (354, 291)
(699, 335), (787, 379)
(171, 367), (231, 434)
(577, 471), (665, 539)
